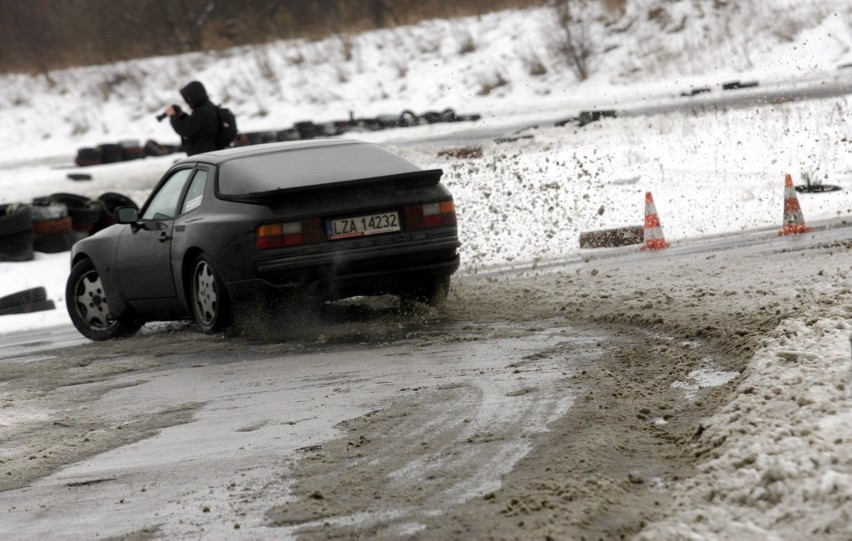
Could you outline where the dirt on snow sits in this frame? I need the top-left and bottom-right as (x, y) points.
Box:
(1, 231), (850, 540)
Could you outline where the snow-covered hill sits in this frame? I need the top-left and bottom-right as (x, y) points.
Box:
(0, 1), (850, 153)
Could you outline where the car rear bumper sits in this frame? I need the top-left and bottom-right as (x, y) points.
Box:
(226, 236), (460, 300)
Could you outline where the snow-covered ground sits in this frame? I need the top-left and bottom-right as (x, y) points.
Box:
(1, 2), (852, 538)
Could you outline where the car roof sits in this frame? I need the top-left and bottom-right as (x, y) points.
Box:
(178, 138), (363, 166)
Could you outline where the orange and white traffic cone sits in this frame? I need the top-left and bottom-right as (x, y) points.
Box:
(640, 191), (670, 250)
(778, 173), (811, 236)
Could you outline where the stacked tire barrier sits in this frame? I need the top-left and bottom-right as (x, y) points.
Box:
(75, 139), (181, 167)
(43, 193), (104, 235)
(0, 192), (138, 258)
(30, 201), (77, 254)
(73, 108), (482, 167)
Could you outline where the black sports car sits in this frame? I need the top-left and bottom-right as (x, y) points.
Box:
(66, 140), (460, 341)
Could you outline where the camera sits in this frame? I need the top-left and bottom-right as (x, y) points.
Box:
(156, 104), (182, 122)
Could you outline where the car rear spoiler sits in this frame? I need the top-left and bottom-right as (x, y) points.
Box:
(221, 168), (445, 203)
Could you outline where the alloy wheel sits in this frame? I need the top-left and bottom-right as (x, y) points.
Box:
(74, 270), (115, 330)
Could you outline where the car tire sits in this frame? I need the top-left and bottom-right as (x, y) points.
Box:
(400, 275), (450, 310)
(120, 139), (144, 161)
(66, 258), (141, 341)
(29, 202), (68, 221)
(0, 230), (35, 262)
(89, 192), (138, 235)
(34, 229), (78, 253)
(0, 286), (46, 311)
(99, 143), (123, 164)
(98, 192), (139, 212)
(46, 193), (103, 234)
(89, 201), (117, 235)
(33, 216), (73, 235)
(399, 110), (419, 127)
(75, 147), (102, 167)
(0, 299), (56, 317)
(0, 204), (36, 262)
(0, 203), (34, 236)
(190, 254), (231, 334)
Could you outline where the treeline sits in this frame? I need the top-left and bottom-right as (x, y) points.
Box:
(0, 0), (546, 74)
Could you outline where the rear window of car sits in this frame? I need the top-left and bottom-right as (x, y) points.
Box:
(217, 143), (421, 196)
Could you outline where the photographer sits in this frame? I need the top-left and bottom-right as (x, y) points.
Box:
(162, 81), (218, 156)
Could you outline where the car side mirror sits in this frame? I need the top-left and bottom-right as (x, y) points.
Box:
(115, 206), (139, 224)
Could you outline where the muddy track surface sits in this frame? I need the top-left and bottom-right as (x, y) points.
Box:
(1, 233), (849, 540)
(263, 236), (848, 540)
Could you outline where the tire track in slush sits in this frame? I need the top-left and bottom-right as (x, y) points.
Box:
(266, 325), (623, 539)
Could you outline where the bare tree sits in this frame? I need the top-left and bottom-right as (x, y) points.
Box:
(551, 0), (594, 81)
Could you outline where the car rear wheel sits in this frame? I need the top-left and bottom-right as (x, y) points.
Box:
(400, 276), (450, 311)
(66, 258), (141, 341)
(190, 254), (231, 334)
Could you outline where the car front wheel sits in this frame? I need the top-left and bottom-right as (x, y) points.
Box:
(190, 254), (231, 334)
(66, 258), (141, 341)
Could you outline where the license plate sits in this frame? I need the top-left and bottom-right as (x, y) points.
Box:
(327, 211), (400, 240)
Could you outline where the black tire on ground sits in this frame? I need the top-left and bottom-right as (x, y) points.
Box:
(0, 230), (35, 262)
(0, 204), (33, 236)
(0, 286), (46, 311)
(0, 299), (56, 317)
(66, 258), (142, 341)
(34, 229), (78, 253)
(399, 110), (419, 127)
(189, 254), (231, 334)
(75, 147), (102, 167)
(400, 276), (451, 311)
(99, 143), (123, 164)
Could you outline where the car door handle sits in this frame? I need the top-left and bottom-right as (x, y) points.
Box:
(158, 232), (172, 243)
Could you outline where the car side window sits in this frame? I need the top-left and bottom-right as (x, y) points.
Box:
(141, 169), (193, 221)
(181, 169), (208, 214)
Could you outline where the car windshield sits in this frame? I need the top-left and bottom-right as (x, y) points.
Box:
(217, 143), (420, 196)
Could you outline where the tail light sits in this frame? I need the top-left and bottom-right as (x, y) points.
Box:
(404, 200), (456, 230)
(256, 218), (323, 250)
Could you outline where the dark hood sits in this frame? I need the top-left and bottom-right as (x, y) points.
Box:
(180, 81), (210, 109)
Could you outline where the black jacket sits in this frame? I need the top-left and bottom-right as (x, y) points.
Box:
(170, 81), (218, 156)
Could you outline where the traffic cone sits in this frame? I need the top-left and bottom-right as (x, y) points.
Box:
(778, 173), (811, 236)
(640, 191), (670, 250)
